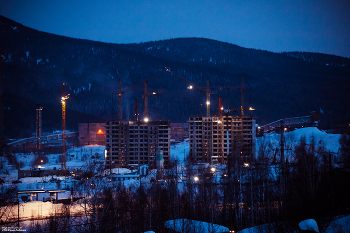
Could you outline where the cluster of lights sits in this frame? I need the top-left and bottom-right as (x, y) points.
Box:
(61, 94), (70, 104)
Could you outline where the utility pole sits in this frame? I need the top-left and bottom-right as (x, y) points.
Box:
(61, 83), (70, 175)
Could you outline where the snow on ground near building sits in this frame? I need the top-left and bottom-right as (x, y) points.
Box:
(291, 127), (341, 153)
(44, 145), (106, 170)
(257, 127), (341, 159)
(165, 219), (230, 233)
(170, 141), (189, 166)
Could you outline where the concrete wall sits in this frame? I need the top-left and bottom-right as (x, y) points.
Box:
(170, 123), (189, 141)
(79, 123), (105, 146)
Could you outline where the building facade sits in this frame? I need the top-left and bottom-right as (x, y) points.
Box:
(188, 115), (256, 165)
(79, 123), (106, 146)
(105, 120), (170, 169)
(170, 123), (189, 142)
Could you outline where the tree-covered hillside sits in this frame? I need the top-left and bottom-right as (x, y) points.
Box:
(0, 15), (349, 138)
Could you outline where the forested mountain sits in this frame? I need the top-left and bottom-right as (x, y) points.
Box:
(1, 15), (349, 138)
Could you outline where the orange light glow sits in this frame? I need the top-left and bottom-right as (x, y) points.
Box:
(97, 129), (103, 134)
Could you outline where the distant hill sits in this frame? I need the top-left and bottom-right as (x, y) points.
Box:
(0, 15), (349, 138)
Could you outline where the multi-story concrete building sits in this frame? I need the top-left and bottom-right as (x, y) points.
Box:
(170, 123), (189, 142)
(79, 123), (106, 146)
(188, 115), (256, 165)
(105, 120), (170, 169)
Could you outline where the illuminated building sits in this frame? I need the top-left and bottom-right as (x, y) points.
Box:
(188, 116), (256, 164)
(105, 120), (170, 169)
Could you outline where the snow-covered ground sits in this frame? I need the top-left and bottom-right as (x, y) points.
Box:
(0, 129), (344, 231)
(256, 127), (341, 161)
(165, 219), (230, 233)
(170, 141), (189, 166)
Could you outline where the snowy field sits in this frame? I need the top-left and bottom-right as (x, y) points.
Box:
(1, 128), (347, 232)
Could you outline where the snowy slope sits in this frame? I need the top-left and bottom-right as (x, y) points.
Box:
(256, 127), (341, 160)
(170, 141), (189, 166)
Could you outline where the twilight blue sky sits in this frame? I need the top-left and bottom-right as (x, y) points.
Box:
(1, 0), (350, 58)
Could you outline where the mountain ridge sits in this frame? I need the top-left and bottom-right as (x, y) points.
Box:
(0, 15), (349, 138)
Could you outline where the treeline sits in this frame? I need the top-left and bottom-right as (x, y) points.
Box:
(14, 134), (349, 232)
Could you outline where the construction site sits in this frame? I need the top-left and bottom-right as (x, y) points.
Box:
(1, 64), (257, 176)
(104, 68), (256, 170)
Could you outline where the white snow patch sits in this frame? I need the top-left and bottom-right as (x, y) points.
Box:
(170, 141), (189, 166)
(299, 219), (319, 232)
(325, 215), (350, 233)
(165, 219), (229, 233)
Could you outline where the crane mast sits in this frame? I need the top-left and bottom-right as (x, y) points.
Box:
(241, 74), (245, 116)
(61, 83), (70, 175)
(143, 81), (149, 121)
(142, 81), (162, 122)
(206, 79), (210, 117)
(36, 104), (43, 153)
(113, 74), (161, 168)
(218, 96), (223, 163)
(164, 68), (213, 117)
(135, 98), (139, 122)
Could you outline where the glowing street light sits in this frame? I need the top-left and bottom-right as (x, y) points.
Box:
(187, 85), (193, 89)
(206, 101), (210, 105)
(244, 163), (249, 167)
(144, 117), (149, 123)
(249, 107), (255, 110)
(211, 167), (216, 172)
(194, 176), (199, 182)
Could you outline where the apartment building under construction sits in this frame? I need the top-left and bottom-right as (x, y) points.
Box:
(105, 120), (170, 169)
(188, 115), (256, 164)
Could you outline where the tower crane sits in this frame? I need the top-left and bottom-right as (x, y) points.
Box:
(113, 73), (162, 122)
(164, 67), (213, 117)
(164, 67), (241, 117)
(111, 73), (161, 168)
(142, 80), (163, 122)
(61, 83), (70, 175)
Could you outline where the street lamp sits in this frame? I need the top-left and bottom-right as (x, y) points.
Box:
(194, 176), (199, 182)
